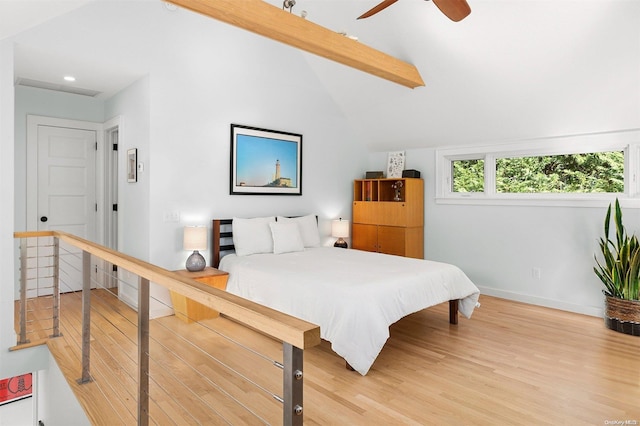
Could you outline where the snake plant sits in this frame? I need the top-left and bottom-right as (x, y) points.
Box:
(594, 199), (640, 301)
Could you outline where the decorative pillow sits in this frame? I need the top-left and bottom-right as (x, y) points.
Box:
(232, 216), (276, 256)
(277, 214), (321, 248)
(269, 222), (305, 254)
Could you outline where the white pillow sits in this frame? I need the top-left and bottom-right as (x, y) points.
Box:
(277, 214), (321, 248)
(269, 222), (305, 254)
(232, 216), (276, 256)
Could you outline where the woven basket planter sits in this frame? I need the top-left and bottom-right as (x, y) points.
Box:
(604, 296), (640, 336)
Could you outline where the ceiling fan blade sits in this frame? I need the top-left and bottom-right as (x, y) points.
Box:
(431, 0), (471, 22)
(357, 0), (400, 19)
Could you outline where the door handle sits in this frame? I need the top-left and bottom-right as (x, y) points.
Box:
(40, 216), (48, 222)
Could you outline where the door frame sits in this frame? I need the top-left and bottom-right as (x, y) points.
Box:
(26, 115), (118, 289)
(102, 116), (122, 289)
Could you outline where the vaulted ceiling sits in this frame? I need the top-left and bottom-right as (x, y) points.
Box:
(4, 0), (639, 151)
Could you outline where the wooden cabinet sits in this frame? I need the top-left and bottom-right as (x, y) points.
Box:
(352, 178), (424, 259)
(170, 267), (229, 323)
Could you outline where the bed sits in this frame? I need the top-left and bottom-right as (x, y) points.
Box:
(212, 216), (480, 376)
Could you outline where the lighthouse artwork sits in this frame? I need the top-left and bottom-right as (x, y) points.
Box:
(268, 159), (293, 187)
(230, 124), (302, 195)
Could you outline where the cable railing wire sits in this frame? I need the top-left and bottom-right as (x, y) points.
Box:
(87, 267), (272, 424)
(15, 233), (313, 425)
(55, 292), (137, 425)
(57, 258), (271, 424)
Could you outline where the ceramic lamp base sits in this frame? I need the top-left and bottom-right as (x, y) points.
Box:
(186, 250), (206, 272)
(334, 238), (348, 249)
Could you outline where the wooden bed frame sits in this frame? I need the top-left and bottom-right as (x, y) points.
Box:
(211, 218), (461, 371)
(211, 219), (460, 325)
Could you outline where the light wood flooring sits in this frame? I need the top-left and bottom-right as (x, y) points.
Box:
(17, 291), (640, 425)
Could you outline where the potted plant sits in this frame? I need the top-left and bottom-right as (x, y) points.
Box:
(594, 198), (640, 336)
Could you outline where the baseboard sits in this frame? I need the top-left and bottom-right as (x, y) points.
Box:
(477, 285), (604, 318)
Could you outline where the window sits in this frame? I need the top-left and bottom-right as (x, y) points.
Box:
(452, 159), (484, 193)
(495, 152), (624, 194)
(436, 130), (640, 206)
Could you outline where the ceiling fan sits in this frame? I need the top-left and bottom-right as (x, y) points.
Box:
(357, 0), (471, 22)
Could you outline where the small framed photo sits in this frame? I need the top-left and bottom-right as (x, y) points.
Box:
(230, 124), (302, 195)
(387, 151), (405, 178)
(127, 148), (137, 183)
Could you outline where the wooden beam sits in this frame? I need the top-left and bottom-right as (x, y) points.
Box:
(166, 0), (425, 88)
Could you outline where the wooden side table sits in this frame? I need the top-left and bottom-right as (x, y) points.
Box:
(170, 267), (229, 323)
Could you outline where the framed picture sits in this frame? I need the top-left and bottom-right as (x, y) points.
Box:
(230, 124), (302, 195)
(387, 151), (405, 178)
(127, 148), (137, 183)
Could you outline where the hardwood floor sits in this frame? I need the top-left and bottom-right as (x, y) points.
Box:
(19, 292), (640, 425)
(303, 296), (640, 425)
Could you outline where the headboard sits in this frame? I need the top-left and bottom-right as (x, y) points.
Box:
(212, 219), (234, 268)
(211, 216), (319, 268)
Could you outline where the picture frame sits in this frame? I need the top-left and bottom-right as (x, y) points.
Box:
(387, 151), (405, 178)
(230, 124), (302, 195)
(127, 148), (137, 183)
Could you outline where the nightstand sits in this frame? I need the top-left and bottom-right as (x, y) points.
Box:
(170, 267), (229, 323)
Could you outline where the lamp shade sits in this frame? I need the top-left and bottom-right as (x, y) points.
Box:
(331, 219), (350, 238)
(183, 226), (207, 251)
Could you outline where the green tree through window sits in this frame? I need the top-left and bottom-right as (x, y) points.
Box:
(452, 151), (624, 194)
(496, 152), (624, 193)
(452, 159), (484, 192)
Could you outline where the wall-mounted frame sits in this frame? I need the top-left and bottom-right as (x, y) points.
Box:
(230, 124), (302, 195)
(127, 148), (137, 183)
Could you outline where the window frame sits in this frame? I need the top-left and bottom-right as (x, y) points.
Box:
(435, 130), (640, 207)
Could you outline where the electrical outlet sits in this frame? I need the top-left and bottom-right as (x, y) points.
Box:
(163, 211), (180, 222)
(532, 267), (541, 280)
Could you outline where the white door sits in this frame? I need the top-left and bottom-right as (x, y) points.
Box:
(28, 118), (98, 294)
(37, 125), (97, 237)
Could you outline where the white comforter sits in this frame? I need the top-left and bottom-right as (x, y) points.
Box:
(219, 247), (480, 375)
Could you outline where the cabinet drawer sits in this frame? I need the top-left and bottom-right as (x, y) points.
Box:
(353, 201), (407, 226)
(352, 223), (378, 252)
(377, 226), (406, 256)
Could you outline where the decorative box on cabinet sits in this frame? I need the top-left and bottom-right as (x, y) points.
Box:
(170, 267), (229, 323)
(352, 178), (424, 259)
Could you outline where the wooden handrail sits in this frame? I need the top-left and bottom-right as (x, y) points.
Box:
(14, 231), (320, 350)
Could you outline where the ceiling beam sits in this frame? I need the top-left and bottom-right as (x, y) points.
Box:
(166, 0), (425, 89)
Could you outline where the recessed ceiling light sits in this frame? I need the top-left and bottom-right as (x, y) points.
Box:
(63, 76), (76, 82)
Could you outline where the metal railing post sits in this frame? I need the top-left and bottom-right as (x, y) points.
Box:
(283, 343), (304, 426)
(18, 238), (29, 344)
(51, 237), (61, 337)
(138, 276), (150, 426)
(77, 250), (92, 384)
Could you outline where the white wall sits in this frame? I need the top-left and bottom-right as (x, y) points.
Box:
(105, 77), (150, 261)
(37, 357), (89, 426)
(0, 38), (51, 385)
(122, 10), (368, 272)
(95, 15), (369, 313)
(0, 35), (17, 378)
(0, 395), (32, 426)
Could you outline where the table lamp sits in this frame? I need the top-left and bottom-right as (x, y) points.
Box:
(184, 226), (207, 272)
(332, 218), (349, 248)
